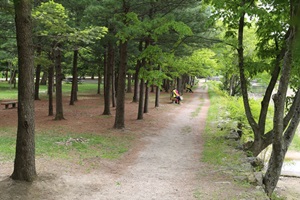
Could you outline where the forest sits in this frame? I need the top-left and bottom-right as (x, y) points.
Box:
(1, 0), (300, 198)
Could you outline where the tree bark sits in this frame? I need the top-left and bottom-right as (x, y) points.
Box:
(264, 11), (298, 194)
(103, 43), (113, 115)
(132, 40), (143, 102)
(127, 73), (132, 93)
(11, 0), (37, 181)
(144, 81), (149, 113)
(54, 44), (65, 120)
(34, 46), (41, 100)
(48, 64), (54, 116)
(137, 79), (145, 120)
(70, 48), (79, 105)
(40, 70), (47, 85)
(155, 85), (160, 107)
(114, 41), (127, 129)
(111, 53), (116, 108)
(97, 68), (101, 95)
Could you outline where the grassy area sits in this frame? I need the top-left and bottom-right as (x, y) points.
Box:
(0, 128), (133, 162)
(0, 80), (99, 100)
(0, 80), (133, 164)
(199, 82), (269, 199)
(202, 82), (245, 167)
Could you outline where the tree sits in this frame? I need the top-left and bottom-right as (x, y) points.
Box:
(263, 0), (300, 195)
(205, 0), (300, 196)
(32, 0), (107, 118)
(11, 0), (37, 181)
(113, 1), (138, 129)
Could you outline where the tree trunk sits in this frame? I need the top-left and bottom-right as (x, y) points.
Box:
(54, 45), (64, 120)
(34, 46), (41, 100)
(111, 60), (116, 108)
(103, 43), (113, 115)
(97, 68), (101, 94)
(132, 40), (143, 102)
(177, 77), (183, 94)
(127, 73), (132, 93)
(114, 41), (127, 129)
(144, 81), (149, 113)
(264, 18), (297, 196)
(155, 85), (160, 107)
(5, 65), (8, 81)
(48, 65), (54, 116)
(11, 0), (37, 181)
(70, 48), (79, 105)
(132, 60), (141, 102)
(40, 70), (47, 85)
(137, 79), (145, 120)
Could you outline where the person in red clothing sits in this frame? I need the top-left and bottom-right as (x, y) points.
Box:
(172, 88), (181, 104)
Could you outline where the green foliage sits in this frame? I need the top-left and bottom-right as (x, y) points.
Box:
(33, 1), (107, 44)
(32, 0), (72, 36)
(115, 12), (142, 43)
(69, 26), (108, 44)
(206, 81), (273, 143)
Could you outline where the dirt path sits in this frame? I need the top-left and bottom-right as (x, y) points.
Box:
(0, 83), (209, 200)
(84, 85), (209, 200)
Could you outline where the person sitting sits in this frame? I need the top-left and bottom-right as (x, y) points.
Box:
(172, 88), (181, 104)
(186, 84), (193, 93)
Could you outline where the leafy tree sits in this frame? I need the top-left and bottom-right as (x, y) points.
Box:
(32, 0), (107, 118)
(0, 0), (17, 85)
(205, 0), (300, 196)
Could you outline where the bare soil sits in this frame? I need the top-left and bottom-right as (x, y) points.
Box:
(0, 80), (299, 199)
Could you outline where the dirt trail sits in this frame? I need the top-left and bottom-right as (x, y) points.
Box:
(84, 85), (209, 200)
(0, 83), (209, 200)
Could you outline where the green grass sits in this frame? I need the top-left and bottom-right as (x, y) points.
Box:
(0, 81), (99, 100)
(290, 133), (300, 151)
(0, 80), (131, 163)
(196, 82), (269, 199)
(201, 82), (245, 168)
(0, 128), (133, 162)
(0, 82), (18, 99)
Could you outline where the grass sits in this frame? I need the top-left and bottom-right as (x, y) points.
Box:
(0, 80), (132, 163)
(0, 80), (99, 100)
(197, 82), (269, 199)
(0, 128), (134, 162)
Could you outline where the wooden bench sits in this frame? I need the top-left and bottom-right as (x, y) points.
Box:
(1, 101), (18, 109)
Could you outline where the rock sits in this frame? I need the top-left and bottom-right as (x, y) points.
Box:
(254, 172), (264, 186)
(225, 130), (240, 140)
(247, 173), (257, 184)
(234, 175), (248, 182)
(246, 157), (264, 169)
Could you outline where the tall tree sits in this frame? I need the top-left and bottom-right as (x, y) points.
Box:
(11, 0), (37, 181)
(206, 0), (300, 196)
(114, 0), (133, 129)
(54, 44), (65, 120)
(263, 0), (300, 195)
(70, 48), (79, 105)
(114, 39), (128, 128)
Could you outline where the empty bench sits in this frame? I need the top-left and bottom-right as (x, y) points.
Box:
(1, 101), (18, 109)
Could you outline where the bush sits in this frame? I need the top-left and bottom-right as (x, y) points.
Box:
(206, 81), (273, 143)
